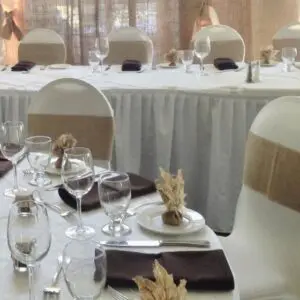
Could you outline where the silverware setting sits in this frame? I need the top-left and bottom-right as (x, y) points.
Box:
(108, 286), (129, 300)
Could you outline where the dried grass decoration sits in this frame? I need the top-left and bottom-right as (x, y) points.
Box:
(260, 45), (279, 65)
(134, 260), (187, 300)
(155, 168), (186, 226)
(52, 133), (77, 169)
(164, 49), (178, 67)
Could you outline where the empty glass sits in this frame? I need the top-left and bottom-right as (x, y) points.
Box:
(194, 36), (211, 75)
(0, 121), (27, 197)
(25, 136), (52, 187)
(94, 37), (109, 72)
(88, 50), (100, 73)
(61, 147), (95, 239)
(63, 239), (107, 300)
(282, 47), (297, 72)
(7, 200), (51, 300)
(178, 50), (194, 72)
(98, 171), (131, 236)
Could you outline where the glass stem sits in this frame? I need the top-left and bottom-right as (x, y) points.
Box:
(76, 196), (83, 230)
(100, 59), (103, 73)
(28, 265), (35, 300)
(200, 57), (204, 74)
(13, 162), (18, 191)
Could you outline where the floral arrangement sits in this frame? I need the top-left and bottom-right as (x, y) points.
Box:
(155, 168), (186, 226)
(134, 260), (187, 300)
(260, 45), (279, 64)
(164, 49), (178, 66)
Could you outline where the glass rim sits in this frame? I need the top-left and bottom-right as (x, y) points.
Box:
(64, 147), (92, 156)
(25, 135), (52, 144)
(2, 121), (24, 127)
(99, 171), (129, 183)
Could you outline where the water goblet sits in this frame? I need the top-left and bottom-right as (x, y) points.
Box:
(178, 50), (194, 73)
(25, 136), (52, 188)
(95, 36), (109, 73)
(0, 121), (27, 197)
(88, 50), (100, 73)
(282, 47), (297, 72)
(7, 200), (51, 300)
(61, 147), (95, 239)
(98, 171), (131, 237)
(194, 36), (211, 75)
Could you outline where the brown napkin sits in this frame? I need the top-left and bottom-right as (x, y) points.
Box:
(103, 250), (234, 291)
(58, 172), (156, 211)
(0, 157), (12, 177)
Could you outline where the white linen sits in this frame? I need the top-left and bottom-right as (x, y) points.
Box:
(0, 64), (299, 233)
(0, 161), (238, 300)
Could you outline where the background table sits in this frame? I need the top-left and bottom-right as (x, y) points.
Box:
(0, 64), (299, 233)
(0, 161), (238, 299)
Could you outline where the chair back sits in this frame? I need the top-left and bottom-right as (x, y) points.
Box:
(273, 22), (300, 61)
(106, 27), (153, 65)
(19, 28), (66, 65)
(232, 96), (300, 296)
(194, 24), (245, 63)
(28, 78), (114, 167)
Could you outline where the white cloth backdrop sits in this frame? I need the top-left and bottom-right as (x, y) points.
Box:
(0, 64), (299, 232)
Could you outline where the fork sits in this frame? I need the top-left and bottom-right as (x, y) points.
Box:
(126, 200), (163, 217)
(107, 286), (129, 300)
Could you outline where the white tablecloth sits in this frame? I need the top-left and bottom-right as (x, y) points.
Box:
(0, 64), (300, 233)
(0, 161), (238, 299)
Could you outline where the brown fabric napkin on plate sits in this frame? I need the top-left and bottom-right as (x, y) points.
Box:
(103, 250), (234, 291)
(58, 172), (156, 211)
(11, 60), (36, 72)
(0, 157), (12, 177)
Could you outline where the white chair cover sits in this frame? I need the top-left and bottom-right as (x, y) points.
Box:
(221, 96), (300, 299)
(28, 78), (114, 168)
(106, 27), (153, 65)
(273, 22), (300, 61)
(18, 28), (66, 65)
(194, 24), (245, 63)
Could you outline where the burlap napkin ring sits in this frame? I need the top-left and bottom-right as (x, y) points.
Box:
(260, 45), (279, 65)
(134, 260), (187, 300)
(155, 168), (186, 226)
(52, 133), (77, 169)
(165, 49), (178, 66)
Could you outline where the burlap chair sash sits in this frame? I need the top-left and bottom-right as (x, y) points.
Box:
(243, 132), (300, 213)
(105, 40), (152, 65)
(18, 43), (66, 65)
(273, 38), (300, 61)
(28, 114), (114, 161)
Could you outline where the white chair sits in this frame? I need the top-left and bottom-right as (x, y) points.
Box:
(106, 26), (153, 65)
(19, 28), (66, 65)
(221, 96), (300, 299)
(28, 78), (114, 168)
(273, 22), (300, 61)
(194, 24), (245, 63)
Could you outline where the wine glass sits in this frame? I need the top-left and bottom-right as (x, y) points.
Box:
(88, 50), (100, 73)
(63, 239), (107, 299)
(7, 199), (51, 300)
(94, 37), (109, 73)
(61, 147), (95, 239)
(98, 171), (131, 236)
(0, 121), (27, 197)
(282, 47), (297, 72)
(25, 136), (52, 188)
(194, 36), (211, 75)
(178, 50), (194, 73)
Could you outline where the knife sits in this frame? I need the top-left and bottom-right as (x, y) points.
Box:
(100, 240), (210, 248)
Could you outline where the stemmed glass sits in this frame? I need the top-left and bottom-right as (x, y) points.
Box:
(94, 37), (109, 73)
(194, 36), (211, 75)
(282, 47), (297, 72)
(61, 147), (95, 239)
(98, 171), (131, 237)
(25, 136), (52, 188)
(178, 50), (194, 73)
(88, 50), (100, 73)
(63, 239), (107, 299)
(7, 200), (51, 300)
(0, 121), (27, 197)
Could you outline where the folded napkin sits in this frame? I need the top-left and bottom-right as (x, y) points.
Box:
(122, 59), (142, 71)
(0, 157), (12, 177)
(11, 61), (36, 72)
(214, 58), (238, 71)
(58, 172), (156, 211)
(104, 250), (234, 291)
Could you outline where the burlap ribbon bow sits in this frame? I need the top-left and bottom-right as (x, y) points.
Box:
(1, 10), (23, 41)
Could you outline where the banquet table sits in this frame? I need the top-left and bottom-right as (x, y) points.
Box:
(0, 63), (300, 233)
(0, 161), (239, 300)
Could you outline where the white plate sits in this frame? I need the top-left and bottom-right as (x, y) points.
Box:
(136, 205), (205, 235)
(45, 157), (86, 176)
(48, 64), (71, 70)
(158, 63), (180, 69)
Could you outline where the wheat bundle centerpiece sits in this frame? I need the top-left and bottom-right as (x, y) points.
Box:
(164, 49), (178, 67)
(134, 260), (187, 300)
(155, 168), (186, 226)
(260, 45), (279, 65)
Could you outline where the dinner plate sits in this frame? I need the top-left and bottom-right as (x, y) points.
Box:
(136, 205), (205, 235)
(45, 157), (86, 176)
(158, 63), (180, 69)
(48, 64), (71, 70)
